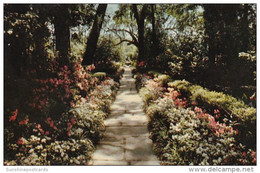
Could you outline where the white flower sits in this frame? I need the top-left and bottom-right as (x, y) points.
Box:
(41, 138), (46, 143)
(28, 149), (34, 153)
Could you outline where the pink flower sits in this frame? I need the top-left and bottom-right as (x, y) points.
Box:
(49, 120), (54, 128)
(37, 124), (41, 129)
(17, 137), (25, 145)
(70, 102), (75, 107)
(71, 118), (76, 125)
(214, 109), (220, 114)
(192, 101), (197, 105)
(39, 128), (44, 134)
(46, 117), (51, 123)
(9, 109), (18, 122)
(67, 122), (72, 129)
(194, 107), (202, 113)
(39, 100), (44, 106)
(49, 78), (54, 84)
(138, 61), (145, 67)
(19, 118), (29, 125)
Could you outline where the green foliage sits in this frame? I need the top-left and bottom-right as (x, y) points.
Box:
(168, 80), (256, 123)
(92, 72), (107, 80)
(168, 80), (256, 148)
(166, 4), (204, 30)
(146, 99), (254, 165)
(94, 36), (121, 63)
(157, 74), (172, 87)
(60, 105), (106, 144)
(5, 135), (94, 165)
(139, 80), (164, 109)
(137, 71), (255, 165)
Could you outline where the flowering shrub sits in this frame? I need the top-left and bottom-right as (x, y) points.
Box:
(139, 79), (165, 109)
(5, 135), (94, 165)
(59, 105), (106, 144)
(147, 99), (255, 165)
(137, 73), (256, 165)
(168, 80), (256, 149)
(4, 58), (122, 165)
(134, 72), (152, 91)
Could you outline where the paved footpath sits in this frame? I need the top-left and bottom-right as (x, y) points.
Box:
(90, 66), (160, 166)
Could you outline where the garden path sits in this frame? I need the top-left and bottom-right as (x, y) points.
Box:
(90, 66), (160, 165)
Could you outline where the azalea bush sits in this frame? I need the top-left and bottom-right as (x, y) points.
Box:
(5, 135), (94, 165)
(137, 72), (256, 165)
(168, 80), (256, 149)
(147, 99), (256, 165)
(4, 57), (122, 165)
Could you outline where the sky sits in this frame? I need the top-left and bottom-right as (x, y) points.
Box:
(107, 4), (119, 16)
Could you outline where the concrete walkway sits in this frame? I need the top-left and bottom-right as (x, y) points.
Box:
(90, 66), (160, 166)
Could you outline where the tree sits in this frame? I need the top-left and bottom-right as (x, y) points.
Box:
(203, 4), (240, 66)
(53, 5), (70, 65)
(131, 4), (148, 62)
(82, 4), (107, 65)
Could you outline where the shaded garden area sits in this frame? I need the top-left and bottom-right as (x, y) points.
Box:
(4, 4), (256, 165)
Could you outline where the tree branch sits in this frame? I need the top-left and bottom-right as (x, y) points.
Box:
(115, 39), (137, 46)
(107, 28), (138, 45)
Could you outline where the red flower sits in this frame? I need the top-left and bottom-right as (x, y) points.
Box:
(17, 137), (24, 145)
(192, 101), (197, 105)
(70, 102), (75, 107)
(67, 130), (71, 136)
(242, 152), (246, 157)
(37, 124), (41, 129)
(50, 120), (54, 128)
(45, 131), (50, 135)
(39, 101), (44, 106)
(138, 61), (145, 67)
(9, 109), (18, 122)
(67, 122), (72, 129)
(214, 109), (220, 114)
(39, 128), (44, 134)
(19, 118), (29, 125)
(46, 117), (51, 123)
(71, 118), (76, 125)
(49, 78), (54, 84)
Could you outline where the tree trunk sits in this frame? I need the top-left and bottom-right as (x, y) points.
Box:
(132, 5), (147, 62)
(82, 4), (107, 65)
(151, 4), (159, 57)
(53, 5), (70, 66)
(240, 4), (249, 52)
